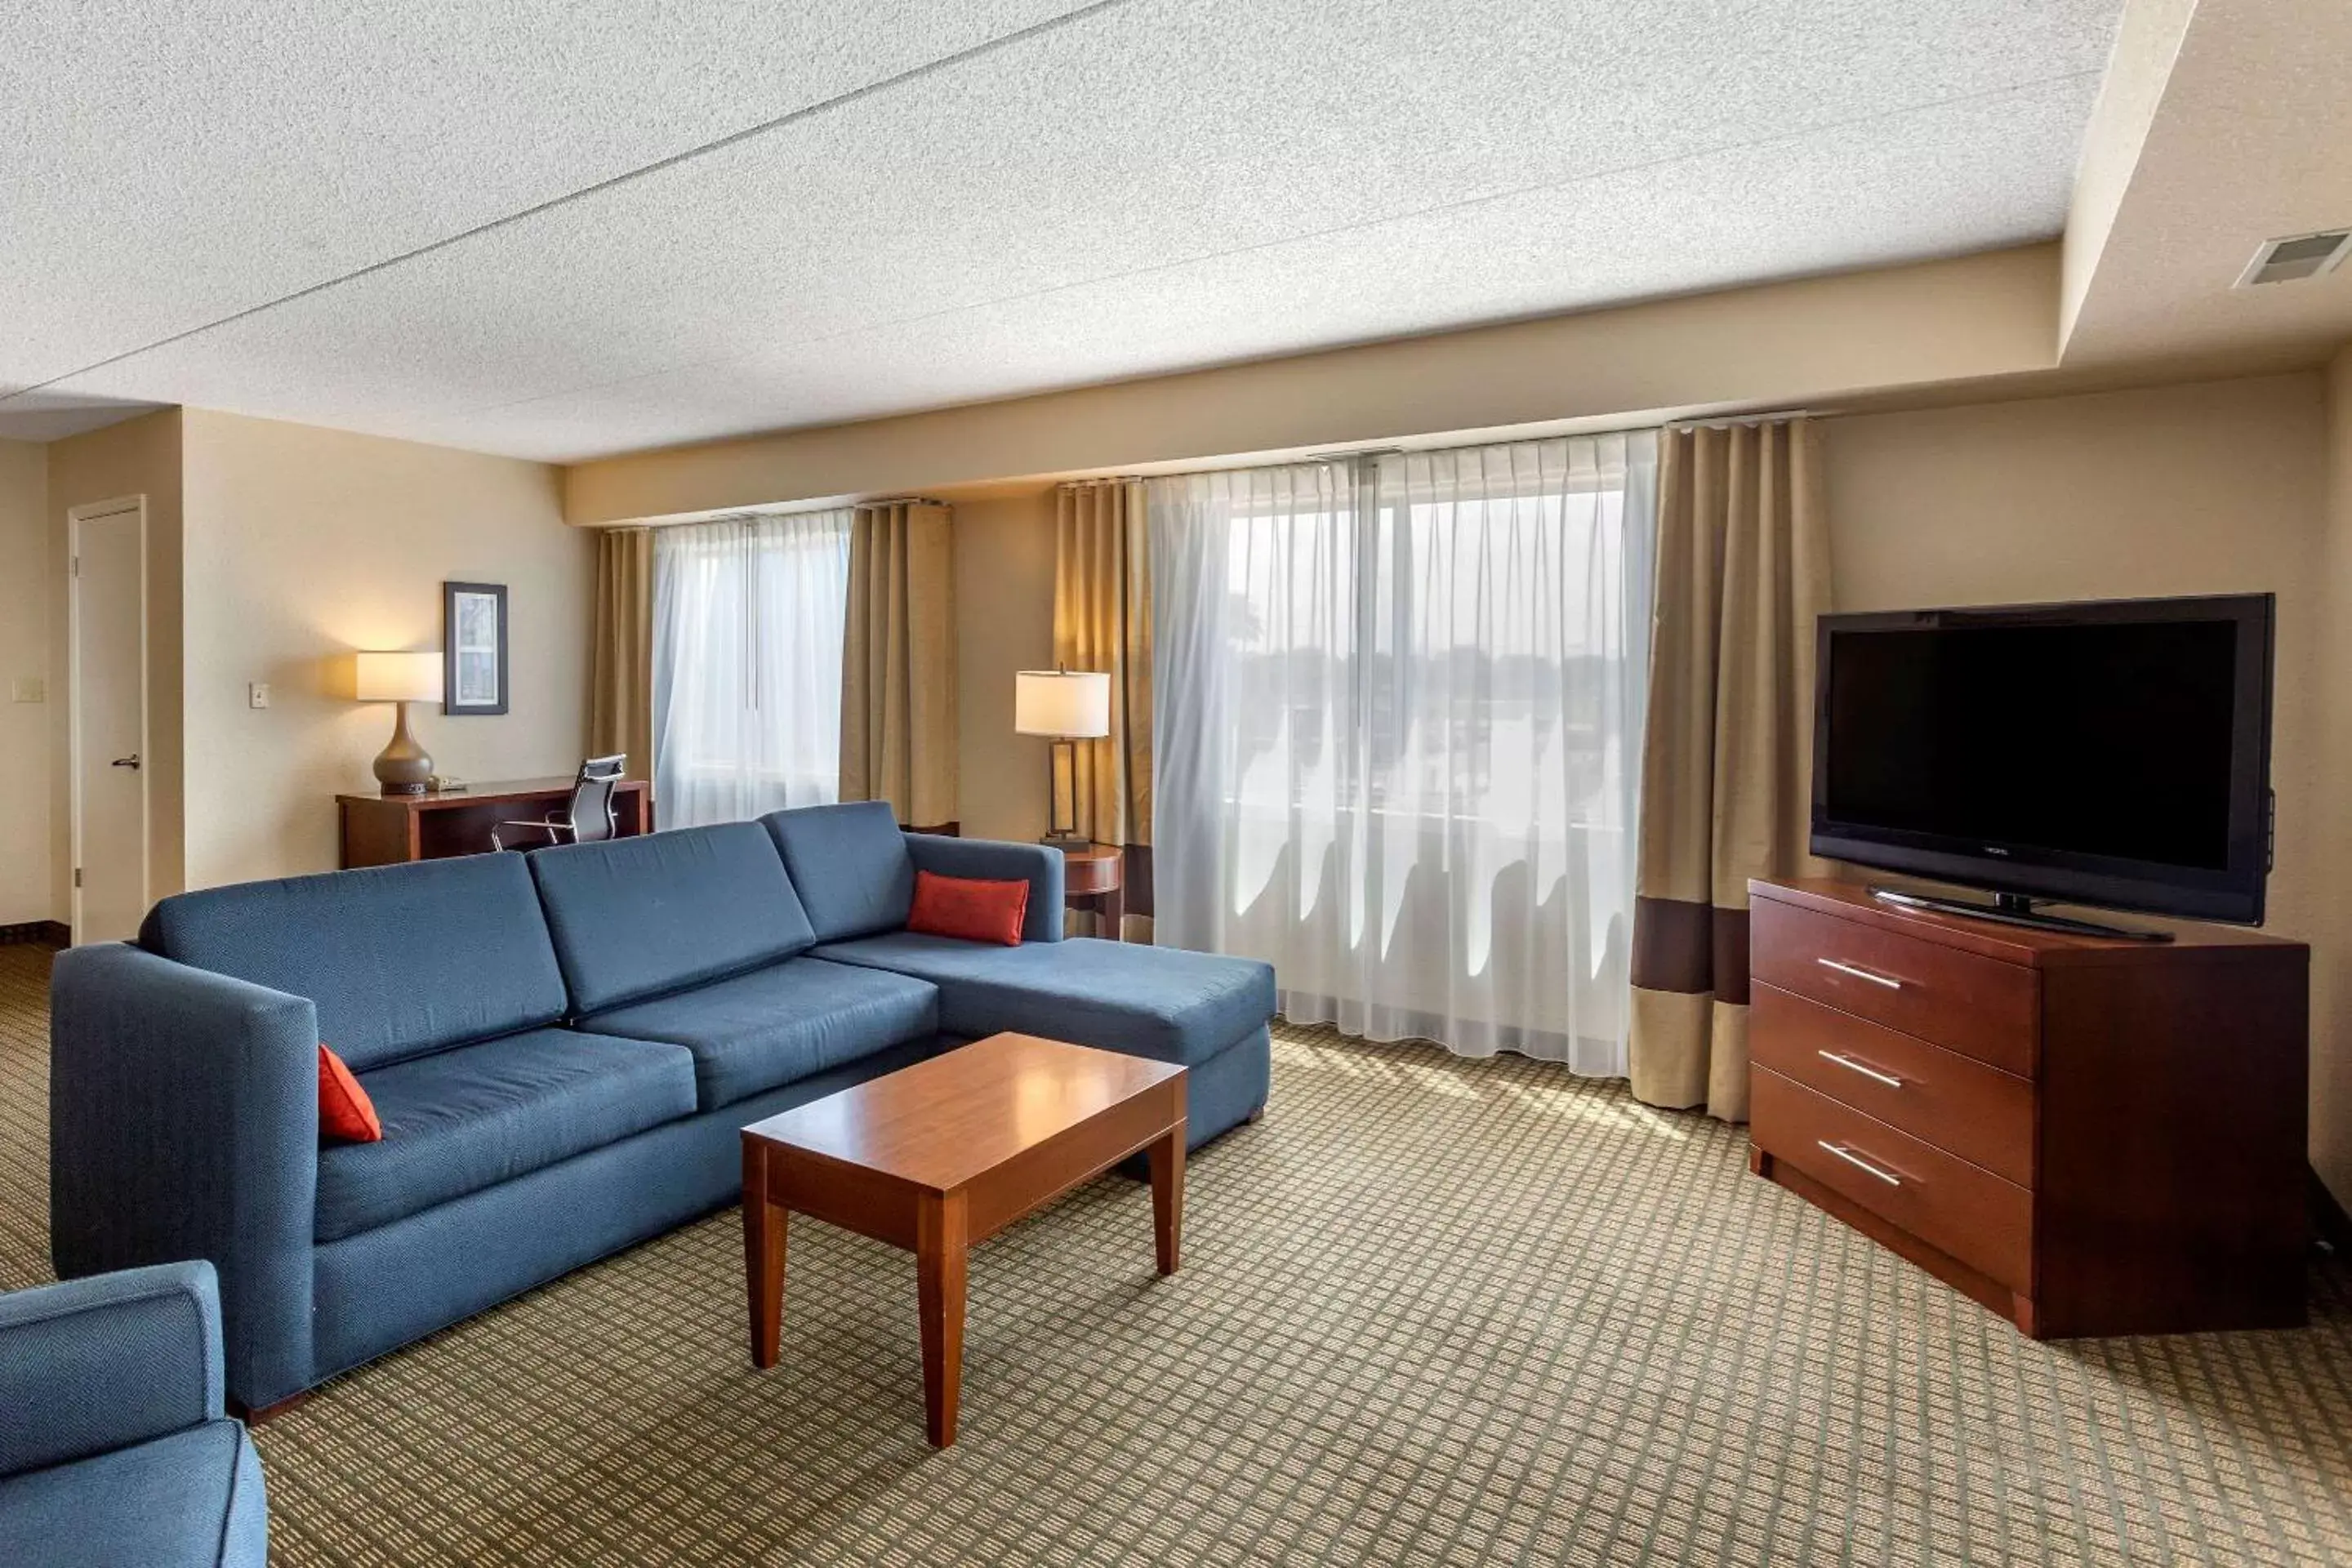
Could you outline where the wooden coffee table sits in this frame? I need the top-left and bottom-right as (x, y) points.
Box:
(739, 1031), (1187, 1446)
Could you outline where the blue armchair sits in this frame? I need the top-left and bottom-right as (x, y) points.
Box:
(0, 1262), (268, 1567)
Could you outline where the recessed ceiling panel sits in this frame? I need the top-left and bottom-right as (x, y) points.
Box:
(6, 0), (2124, 457)
(0, 0), (1098, 385)
(363, 78), (2099, 460)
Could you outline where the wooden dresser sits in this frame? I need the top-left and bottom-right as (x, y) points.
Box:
(1747, 877), (2308, 1339)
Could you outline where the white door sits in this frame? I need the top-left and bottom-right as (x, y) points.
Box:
(72, 501), (148, 944)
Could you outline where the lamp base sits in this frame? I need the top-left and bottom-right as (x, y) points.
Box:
(1040, 833), (1094, 852)
(373, 701), (434, 797)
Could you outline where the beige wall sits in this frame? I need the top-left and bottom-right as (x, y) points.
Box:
(2315, 346), (2352, 1205)
(569, 247), (2062, 524)
(47, 409), (186, 919)
(896, 374), (2352, 1198)
(178, 410), (593, 887)
(0, 441), (48, 924)
(951, 490), (1058, 841)
(1827, 372), (2338, 1190)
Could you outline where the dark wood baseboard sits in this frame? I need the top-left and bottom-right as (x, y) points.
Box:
(2315, 1167), (2352, 1256)
(0, 920), (68, 947)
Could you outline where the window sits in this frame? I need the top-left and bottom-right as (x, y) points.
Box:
(652, 511), (852, 829)
(1149, 434), (1656, 1072)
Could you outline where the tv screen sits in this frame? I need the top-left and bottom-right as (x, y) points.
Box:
(1811, 595), (2274, 924)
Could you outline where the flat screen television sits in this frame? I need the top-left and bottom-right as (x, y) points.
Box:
(1811, 594), (2274, 932)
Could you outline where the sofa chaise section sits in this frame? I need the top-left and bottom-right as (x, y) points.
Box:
(0, 1263), (268, 1568)
(763, 801), (1273, 1147)
(811, 932), (1275, 1147)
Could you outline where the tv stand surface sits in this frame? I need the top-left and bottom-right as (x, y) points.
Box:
(1865, 884), (2173, 943)
(1747, 876), (2307, 1339)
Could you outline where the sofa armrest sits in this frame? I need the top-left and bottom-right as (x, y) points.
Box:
(0, 1261), (224, 1476)
(49, 943), (320, 1410)
(904, 834), (1067, 943)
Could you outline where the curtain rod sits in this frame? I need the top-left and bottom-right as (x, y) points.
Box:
(1667, 408), (1822, 430)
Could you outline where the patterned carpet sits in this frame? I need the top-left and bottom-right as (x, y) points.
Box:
(4, 943), (2351, 1566)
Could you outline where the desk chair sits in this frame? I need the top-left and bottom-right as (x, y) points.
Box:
(492, 755), (627, 851)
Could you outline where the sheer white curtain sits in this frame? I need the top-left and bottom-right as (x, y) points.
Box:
(1150, 433), (1656, 1073)
(653, 511), (853, 829)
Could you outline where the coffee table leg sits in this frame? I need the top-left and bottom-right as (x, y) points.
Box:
(742, 1144), (788, 1369)
(1149, 1120), (1186, 1276)
(916, 1190), (969, 1447)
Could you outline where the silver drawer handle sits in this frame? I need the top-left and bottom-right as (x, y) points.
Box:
(1817, 1140), (1904, 1186)
(1817, 1050), (1904, 1089)
(1818, 957), (1903, 990)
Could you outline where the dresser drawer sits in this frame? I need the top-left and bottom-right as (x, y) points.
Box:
(1751, 984), (2035, 1187)
(1751, 900), (2038, 1075)
(1753, 1067), (2033, 1292)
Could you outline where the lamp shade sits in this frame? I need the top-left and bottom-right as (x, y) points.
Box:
(355, 650), (444, 704)
(1013, 670), (1111, 738)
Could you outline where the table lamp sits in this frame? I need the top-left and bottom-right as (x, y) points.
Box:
(1014, 669), (1110, 849)
(356, 650), (444, 796)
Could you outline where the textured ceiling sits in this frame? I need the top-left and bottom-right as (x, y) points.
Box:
(1, 1), (2124, 460)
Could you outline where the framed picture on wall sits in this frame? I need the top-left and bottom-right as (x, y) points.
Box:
(443, 581), (509, 715)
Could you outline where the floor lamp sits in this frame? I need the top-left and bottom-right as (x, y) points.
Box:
(1013, 669), (1111, 850)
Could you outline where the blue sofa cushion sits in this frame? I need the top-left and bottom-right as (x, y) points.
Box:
(528, 822), (817, 1013)
(139, 853), (567, 1071)
(315, 1028), (697, 1242)
(585, 957), (939, 1111)
(0, 1419), (265, 1568)
(761, 802), (916, 942)
(808, 934), (1276, 1067)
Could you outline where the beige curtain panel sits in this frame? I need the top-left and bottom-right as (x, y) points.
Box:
(1628, 419), (1833, 1121)
(841, 500), (960, 831)
(1054, 479), (1153, 852)
(589, 526), (656, 793)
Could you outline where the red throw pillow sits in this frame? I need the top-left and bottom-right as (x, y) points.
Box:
(907, 870), (1030, 946)
(318, 1045), (383, 1144)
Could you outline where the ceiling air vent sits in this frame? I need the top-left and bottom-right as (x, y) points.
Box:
(2235, 229), (2352, 287)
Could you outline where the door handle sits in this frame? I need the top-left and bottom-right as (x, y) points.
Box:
(110, 754), (140, 770)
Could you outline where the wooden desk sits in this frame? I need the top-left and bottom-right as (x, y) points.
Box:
(337, 777), (653, 868)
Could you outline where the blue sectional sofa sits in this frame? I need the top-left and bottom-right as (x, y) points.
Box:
(49, 803), (1274, 1411)
(0, 1262), (268, 1567)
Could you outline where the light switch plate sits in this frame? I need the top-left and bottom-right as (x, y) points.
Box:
(10, 677), (42, 704)
(248, 682), (270, 710)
